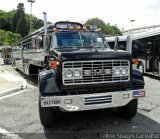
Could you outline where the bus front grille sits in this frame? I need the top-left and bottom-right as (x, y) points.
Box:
(62, 60), (130, 85)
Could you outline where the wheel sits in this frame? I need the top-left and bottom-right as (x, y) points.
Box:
(118, 99), (138, 119)
(39, 95), (57, 127)
(137, 62), (144, 74)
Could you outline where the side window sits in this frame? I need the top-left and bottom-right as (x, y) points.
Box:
(117, 41), (126, 50)
(36, 36), (42, 49)
(37, 36), (43, 49)
(28, 39), (32, 50)
(13, 46), (17, 51)
(132, 40), (139, 58)
(32, 38), (36, 50)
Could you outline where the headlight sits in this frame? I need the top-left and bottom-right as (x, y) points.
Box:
(65, 70), (73, 78)
(121, 68), (128, 75)
(74, 69), (81, 77)
(114, 68), (121, 76)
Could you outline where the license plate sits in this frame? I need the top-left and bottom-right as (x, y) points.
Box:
(60, 25), (68, 29)
(41, 97), (61, 107)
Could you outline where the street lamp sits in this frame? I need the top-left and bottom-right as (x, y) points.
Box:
(130, 19), (135, 34)
(27, 0), (35, 33)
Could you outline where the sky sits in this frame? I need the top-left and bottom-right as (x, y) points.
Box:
(1, 0), (160, 31)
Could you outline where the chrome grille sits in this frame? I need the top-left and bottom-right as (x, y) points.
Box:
(62, 60), (130, 85)
(85, 95), (112, 105)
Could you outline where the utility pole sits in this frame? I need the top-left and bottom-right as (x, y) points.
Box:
(27, 0), (35, 33)
(130, 19), (135, 34)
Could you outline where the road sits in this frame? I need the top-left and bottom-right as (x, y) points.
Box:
(0, 65), (160, 139)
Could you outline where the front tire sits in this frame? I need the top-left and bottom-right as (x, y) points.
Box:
(118, 99), (138, 119)
(39, 95), (57, 127)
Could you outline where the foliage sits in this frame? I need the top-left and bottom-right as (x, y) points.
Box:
(0, 30), (21, 45)
(0, 3), (44, 39)
(0, 10), (16, 31)
(84, 17), (122, 36)
(16, 11), (28, 37)
(12, 3), (29, 37)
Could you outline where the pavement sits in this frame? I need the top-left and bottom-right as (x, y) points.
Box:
(0, 65), (27, 97)
(0, 64), (160, 139)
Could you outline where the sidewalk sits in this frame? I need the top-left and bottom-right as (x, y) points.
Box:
(0, 66), (27, 97)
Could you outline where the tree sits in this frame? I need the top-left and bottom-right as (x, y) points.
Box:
(0, 10), (16, 31)
(84, 17), (122, 36)
(0, 30), (21, 45)
(16, 11), (28, 37)
(0, 30), (6, 45)
(5, 31), (21, 45)
(12, 3), (25, 33)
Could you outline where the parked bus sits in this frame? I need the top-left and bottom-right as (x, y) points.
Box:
(106, 29), (160, 77)
(12, 24), (54, 75)
(1, 46), (12, 64)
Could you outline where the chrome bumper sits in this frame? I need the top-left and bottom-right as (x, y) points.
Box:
(41, 89), (145, 112)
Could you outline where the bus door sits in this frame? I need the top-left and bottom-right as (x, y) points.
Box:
(154, 40), (160, 76)
(146, 41), (154, 72)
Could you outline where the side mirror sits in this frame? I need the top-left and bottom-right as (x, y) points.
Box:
(126, 35), (132, 54)
(114, 37), (119, 51)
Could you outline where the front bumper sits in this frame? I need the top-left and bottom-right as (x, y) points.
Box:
(41, 89), (145, 112)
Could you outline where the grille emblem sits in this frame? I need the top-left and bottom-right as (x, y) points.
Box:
(84, 69), (111, 76)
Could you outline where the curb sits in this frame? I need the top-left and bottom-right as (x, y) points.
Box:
(0, 87), (23, 97)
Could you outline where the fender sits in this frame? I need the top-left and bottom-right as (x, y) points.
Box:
(38, 69), (63, 94)
(132, 69), (145, 87)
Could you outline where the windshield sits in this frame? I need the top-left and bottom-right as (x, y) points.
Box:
(52, 32), (109, 48)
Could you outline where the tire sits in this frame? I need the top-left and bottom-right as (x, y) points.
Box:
(118, 99), (138, 119)
(137, 62), (144, 74)
(39, 95), (57, 127)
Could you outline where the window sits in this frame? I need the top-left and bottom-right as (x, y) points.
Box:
(53, 32), (108, 48)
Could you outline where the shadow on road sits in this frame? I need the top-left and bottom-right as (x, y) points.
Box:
(14, 70), (38, 87)
(41, 109), (160, 139)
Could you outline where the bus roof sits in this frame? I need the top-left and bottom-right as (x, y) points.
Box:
(106, 28), (160, 42)
(0, 46), (12, 50)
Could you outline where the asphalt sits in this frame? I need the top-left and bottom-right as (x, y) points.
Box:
(0, 65), (160, 139)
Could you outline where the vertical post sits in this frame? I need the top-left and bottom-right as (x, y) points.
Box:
(30, 3), (32, 33)
(159, 62), (160, 77)
(27, 0), (35, 34)
(114, 37), (119, 51)
(43, 12), (48, 49)
(130, 20), (135, 34)
(126, 35), (132, 54)
(43, 12), (47, 37)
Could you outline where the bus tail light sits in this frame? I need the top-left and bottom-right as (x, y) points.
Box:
(50, 61), (57, 68)
(133, 59), (139, 65)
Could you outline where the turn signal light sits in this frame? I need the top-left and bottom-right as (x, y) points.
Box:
(77, 25), (81, 31)
(53, 27), (57, 32)
(69, 26), (74, 31)
(133, 59), (139, 65)
(49, 61), (57, 68)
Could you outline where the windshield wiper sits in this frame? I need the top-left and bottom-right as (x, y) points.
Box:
(89, 43), (98, 47)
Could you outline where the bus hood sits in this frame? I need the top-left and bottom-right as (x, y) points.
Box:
(55, 48), (132, 61)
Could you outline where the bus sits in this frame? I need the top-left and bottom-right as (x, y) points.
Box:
(12, 24), (54, 75)
(106, 29), (160, 77)
(1, 46), (12, 64)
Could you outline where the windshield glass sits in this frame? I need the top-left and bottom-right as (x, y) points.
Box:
(53, 32), (109, 48)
